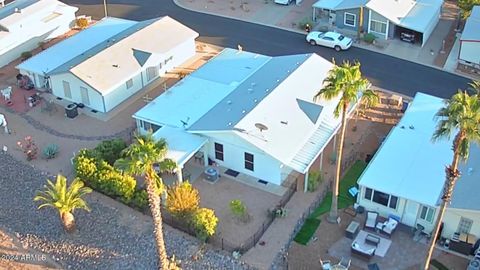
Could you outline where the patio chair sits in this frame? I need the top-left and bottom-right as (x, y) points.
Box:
(365, 211), (378, 230)
(339, 257), (351, 268)
(319, 258), (331, 270)
(381, 215), (400, 236)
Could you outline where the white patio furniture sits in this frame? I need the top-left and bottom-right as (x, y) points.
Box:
(365, 211), (378, 230)
(380, 217), (399, 236)
(320, 258), (332, 270)
(1, 86), (12, 100)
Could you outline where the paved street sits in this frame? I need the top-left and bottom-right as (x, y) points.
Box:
(63, 0), (472, 98)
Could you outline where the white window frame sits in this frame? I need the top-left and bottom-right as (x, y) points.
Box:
(419, 205), (435, 223)
(344, 12), (356, 27)
(62, 80), (71, 99)
(126, 79), (133, 89)
(364, 187), (398, 209)
(369, 19), (387, 35)
(457, 217), (473, 234)
(146, 67), (159, 82)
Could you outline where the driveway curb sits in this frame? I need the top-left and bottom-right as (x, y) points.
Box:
(172, 0), (476, 82)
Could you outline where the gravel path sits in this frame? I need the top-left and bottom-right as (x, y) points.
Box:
(0, 152), (249, 269)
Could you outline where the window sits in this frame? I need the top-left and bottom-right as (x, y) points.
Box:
(344, 12), (356, 27)
(457, 217), (473, 234)
(244, 152), (254, 171)
(80, 86), (90, 105)
(214, 143), (224, 161)
(62, 81), (71, 99)
(126, 79), (133, 89)
(143, 121), (161, 132)
(370, 20), (387, 34)
(365, 188), (398, 209)
(364, 187), (373, 200)
(373, 190), (390, 207)
(146, 67), (158, 81)
(419, 205), (435, 223)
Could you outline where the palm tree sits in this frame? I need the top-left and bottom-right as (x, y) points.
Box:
(469, 80), (480, 95)
(314, 61), (378, 223)
(34, 175), (92, 233)
(423, 91), (480, 269)
(115, 132), (173, 269)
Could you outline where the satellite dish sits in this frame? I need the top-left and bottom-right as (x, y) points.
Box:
(255, 123), (268, 132)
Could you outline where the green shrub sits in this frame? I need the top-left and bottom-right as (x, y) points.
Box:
(363, 33), (377, 44)
(93, 138), (127, 165)
(307, 170), (323, 192)
(73, 151), (136, 203)
(230, 199), (248, 220)
(166, 182), (200, 220)
(192, 208), (218, 242)
(21, 51), (32, 61)
(42, 144), (59, 160)
(131, 190), (149, 210)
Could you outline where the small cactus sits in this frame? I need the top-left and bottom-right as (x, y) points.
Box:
(42, 144), (59, 160)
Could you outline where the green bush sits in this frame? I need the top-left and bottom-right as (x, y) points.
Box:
(42, 144), (59, 160)
(131, 190), (149, 210)
(192, 208), (218, 242)
(230, 199), (248, 220)
(363, 33), (377, 44)
(73, 151), (136, 203)
(21, 51), (32, 60)
(307, 170), (323, 192)
(93, 138), (127, 165)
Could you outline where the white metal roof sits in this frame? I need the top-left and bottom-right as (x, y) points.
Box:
(312, 0), (366, 10)
(451, 145), (480, 211)
(366, 0), (442, 33)
(461, 6), (480, 41)
(152, 126), (207, 167)
(358, 93), (451, 207)
(312, 0), (344, 10)
(17, 17), (135, 74)
(71, 16), (199, 95)
(235, 54), (338, 173)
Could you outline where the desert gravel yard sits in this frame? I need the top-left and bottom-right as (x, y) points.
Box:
(0, 152), (248, 270)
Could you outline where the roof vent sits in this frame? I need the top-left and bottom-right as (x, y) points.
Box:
(468, 168), (474, 175)
(112, 64), (119, 68)
(276, 79), (280, 82)
(248, 88), (253, 93)
(242, 110), (246, 114)
(400, 125), (405, 129)
(14, 7), (21, 13)
(251, 82), (256, 87)
(281, 121), (288, 125)
(254, 99), (258, 103)
(409, 125), (414, 130)
(255, 123), (268, 132)
(227, 100), (232, 105)
(228, 122), (232, 126)
(265, 88), (269, 92)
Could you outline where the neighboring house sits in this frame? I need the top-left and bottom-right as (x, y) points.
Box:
(17, 16), (198, 113)
(312, 0), (443, 46)
(134, 48), (357, 191)
(0, 0), (77, 68)
(458, 6), (480, 70)
(357, 92), (480, 240)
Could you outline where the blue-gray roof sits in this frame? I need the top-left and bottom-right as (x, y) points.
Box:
(188, 53), (311, 131)
(451, 145), (480, 211)
(0, 0), (38, 21)
(48, 18), (157, 75)
(461, 6), (480, 41)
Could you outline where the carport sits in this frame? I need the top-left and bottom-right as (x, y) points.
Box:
(312, 0), (342, 22)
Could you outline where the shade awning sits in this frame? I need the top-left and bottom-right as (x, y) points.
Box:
(153, 126), (207, 167)
(312, 0), (343, 10)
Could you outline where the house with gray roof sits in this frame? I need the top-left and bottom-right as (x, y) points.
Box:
(312, 0), (443, 46)
(133, 48), (357, 191)
(357, 92), (480, 244)
(17, 16), (198, 113)
(0, 0), (77, 67)
(458, 6), (480, 70)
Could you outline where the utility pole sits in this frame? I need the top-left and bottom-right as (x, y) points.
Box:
(103, 0), (108, 18)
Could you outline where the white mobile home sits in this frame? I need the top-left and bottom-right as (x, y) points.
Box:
(357, 93), (480, 242)
(0, 0), (77, 67)
(133, 48), (358, 191)
(458, 6), (480, 70)
(17, 16), (198, 113)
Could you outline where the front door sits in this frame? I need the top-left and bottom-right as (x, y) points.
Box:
(402, 200), (419, 226)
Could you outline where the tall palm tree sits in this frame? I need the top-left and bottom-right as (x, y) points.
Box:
(314, 61), (378, 223)
(34, 175), (92, 233)
(423, 91), (480, 269)
(115, 132), (172, 269)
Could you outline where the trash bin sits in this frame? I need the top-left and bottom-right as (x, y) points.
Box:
(204, 167), (219, 183)
(65, 103), (78, 119)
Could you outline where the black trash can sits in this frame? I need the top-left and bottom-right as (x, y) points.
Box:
(65, 103), (78, 119)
